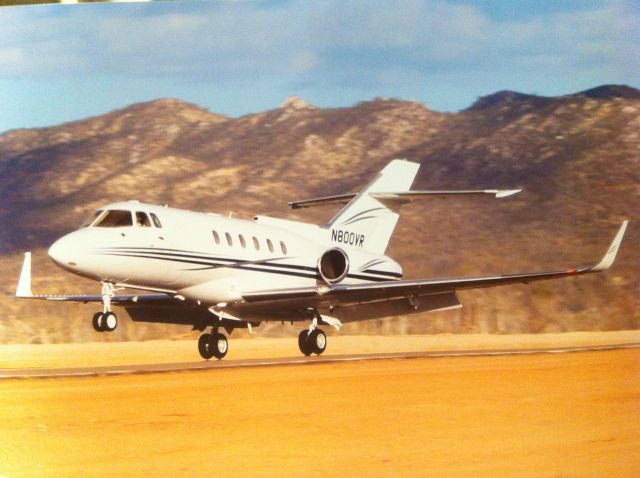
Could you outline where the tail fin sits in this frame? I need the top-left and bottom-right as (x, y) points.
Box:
(326, 159), (419, 253)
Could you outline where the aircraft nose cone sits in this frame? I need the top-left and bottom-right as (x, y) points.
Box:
(48, 236), (76, 267)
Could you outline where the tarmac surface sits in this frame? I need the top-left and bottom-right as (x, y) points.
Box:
(1, 342), (639, 379)
(1, 333), (639, 477)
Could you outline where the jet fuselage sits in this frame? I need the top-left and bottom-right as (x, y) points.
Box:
(47, 201), (403, 307)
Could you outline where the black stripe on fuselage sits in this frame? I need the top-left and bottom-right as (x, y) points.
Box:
(96, 247), (401, 277)
(92, 247), (396, 283)
(96, 247), (305, 268)
(94, 248), (318, 274)
(95, 252), (321, 280)
(361, 268), (402, 279)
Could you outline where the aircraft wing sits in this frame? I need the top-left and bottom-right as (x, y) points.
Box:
(16, 289), (174, 306)
(15, 252), (174, 306)
(241, 221), (628, 310)
(15, 292), (173, 305)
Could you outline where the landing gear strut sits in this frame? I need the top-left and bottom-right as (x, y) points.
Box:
(92, 282), (118, 332)
(198, 328), (228, 360)
(298, 317), (327, 356)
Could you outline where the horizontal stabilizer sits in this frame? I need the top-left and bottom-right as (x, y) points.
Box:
(371, 189), (521, 200)
(289, 193), (356, 209)
(289, 189), (521, 209)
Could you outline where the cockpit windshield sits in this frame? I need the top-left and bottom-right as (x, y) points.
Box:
(92, 210), (133, 228)
(80, 210), (104, 228)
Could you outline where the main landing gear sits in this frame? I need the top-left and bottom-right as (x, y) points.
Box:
(92, 282), (118, 333)
(298, 317), (327, 356)
(198, 331), (229, 360)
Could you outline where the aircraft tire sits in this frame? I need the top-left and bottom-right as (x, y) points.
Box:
(92, 312), (104, 332)
(211, 333), (228, 360)
(298, 330), (313, 356)
(309, 329), (327, 355)
(103, 312), (118, 332)
(198, 333), (214, 360)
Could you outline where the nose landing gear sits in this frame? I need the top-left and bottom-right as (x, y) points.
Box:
(92, 282), (119, 333)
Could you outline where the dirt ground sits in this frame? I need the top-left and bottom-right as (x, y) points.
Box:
(1, 334), (639, 477)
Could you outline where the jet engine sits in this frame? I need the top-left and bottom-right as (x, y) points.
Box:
(318, 248), (349, 284)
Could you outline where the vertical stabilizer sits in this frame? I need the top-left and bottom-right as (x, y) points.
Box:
(326, 159), (420, 253)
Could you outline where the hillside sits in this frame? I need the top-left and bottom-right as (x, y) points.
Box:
(0, 86), (638, 343)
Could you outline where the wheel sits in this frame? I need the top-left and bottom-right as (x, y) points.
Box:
(210, 333), (228, 360)
(102, 312), (118, 332)
(198, 333), (214, 360)
(309, 329), (327, 355)
(92, 312), (104, 332)
(298, 330), (312, 356)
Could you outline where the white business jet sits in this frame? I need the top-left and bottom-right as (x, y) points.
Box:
(15, 159), (628, 359)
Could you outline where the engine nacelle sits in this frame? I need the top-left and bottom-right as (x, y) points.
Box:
(318, 248), (349, 284)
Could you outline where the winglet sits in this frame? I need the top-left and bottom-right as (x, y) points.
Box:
(591, 221), (629, 272)
(16, 252), (33, 297)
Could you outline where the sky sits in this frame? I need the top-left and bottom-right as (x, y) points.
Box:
(0, 0), (638, 132)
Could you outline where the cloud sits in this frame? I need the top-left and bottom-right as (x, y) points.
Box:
(493, 3), (638, 74)
(0, 0), (637, 111)
(0, 47), (23, 70)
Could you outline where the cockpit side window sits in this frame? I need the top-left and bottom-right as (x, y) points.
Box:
(81, 210), (104, 228)
(135, 212), (152, 227)
(93, 210), (133, 228)
(150, 213), (162, 228)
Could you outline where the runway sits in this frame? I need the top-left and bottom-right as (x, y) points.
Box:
(2, 341), (640, 379)
(1, 341), (638, 477)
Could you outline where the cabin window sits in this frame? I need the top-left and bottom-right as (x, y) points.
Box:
(93, 210), (133, 228)
(212, 231), (220, 245)
(225, 232), (233, 246)
(135, 212), (151, 227)
(280, 241), (287, 254)
(239, 234), (246, 248)
(81, 210), (103, 228)
(267, 239), (274, 253)
(252, 237), (260, 250)
(150, 213), (162, 228)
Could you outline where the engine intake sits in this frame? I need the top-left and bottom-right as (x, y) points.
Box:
(318, 248), (349, 284)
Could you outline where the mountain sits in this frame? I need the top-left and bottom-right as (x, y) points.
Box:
(576, 84), (640, 100)
(0, 86), (638, 343)
(466, 90), (550, 111)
